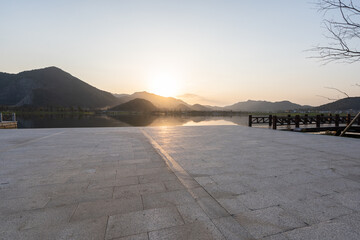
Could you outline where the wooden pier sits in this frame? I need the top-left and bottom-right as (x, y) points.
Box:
(0, 112), (18, 129)
(249, 113), (360, 135)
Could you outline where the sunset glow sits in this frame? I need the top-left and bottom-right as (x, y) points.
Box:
(148, 74), (179, 97)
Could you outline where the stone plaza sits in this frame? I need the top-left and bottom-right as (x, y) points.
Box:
(0, 126), (359, 239)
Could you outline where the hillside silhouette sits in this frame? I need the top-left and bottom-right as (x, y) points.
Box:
(110, 98), (158, 112)
(315, 97), (360, 111)
(0, 67), (119, 108)
(1, 67), (359, 112)
(224, 100), (311, 112)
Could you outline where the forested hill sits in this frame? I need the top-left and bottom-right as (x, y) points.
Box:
(0, 67), (119, 108)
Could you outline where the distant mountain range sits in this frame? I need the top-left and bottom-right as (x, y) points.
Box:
(0, 67), (359, 112)
(313, 97), (360, 111)
(223, 100), (311, 112)
(114, 91), (210, 111)
(0, 67), (119, 108)
(110, 98), (158, 112)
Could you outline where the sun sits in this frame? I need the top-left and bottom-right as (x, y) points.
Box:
(148, 73), (178, 97)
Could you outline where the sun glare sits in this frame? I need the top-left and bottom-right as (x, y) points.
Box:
(149, 73), (178, 97)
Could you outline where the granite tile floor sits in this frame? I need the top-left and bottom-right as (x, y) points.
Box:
(0, 126), (359, 240)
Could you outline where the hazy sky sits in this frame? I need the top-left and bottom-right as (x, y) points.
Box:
(1, 0), (359, 106)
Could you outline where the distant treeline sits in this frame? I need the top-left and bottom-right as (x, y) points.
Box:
(0, 105), (94, 114)
(106, 110), (250, 116)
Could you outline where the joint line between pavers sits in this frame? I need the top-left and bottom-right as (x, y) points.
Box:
(69, 203), (79, 222)
(103, 215), (110, 240)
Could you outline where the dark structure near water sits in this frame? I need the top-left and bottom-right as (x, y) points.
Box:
(0, 112), (17, 129)
(249, 114), (360, 136)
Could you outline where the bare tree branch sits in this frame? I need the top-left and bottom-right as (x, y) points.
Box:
(311, 0), (360, 63)
(325, 86), (350, 97)
(316, 95), (339, 100)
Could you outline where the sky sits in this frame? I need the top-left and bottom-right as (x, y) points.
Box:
(0, 0), (359, 106)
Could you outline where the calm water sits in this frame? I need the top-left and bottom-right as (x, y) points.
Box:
(16, 114), (250, 128)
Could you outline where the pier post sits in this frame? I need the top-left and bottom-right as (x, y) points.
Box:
(287, 115), (291, 125)
(335, 114), (340, 127)
(248, 115), (252, 127)
(316, 115), (321, 128)
(12, 113), (16, 122)
(295, 115), (300, 128)
(269, 115), (272, 127)
(346, 114), (351, 125)
(304, 114), (308, 124)
(272, 116), (277, 130)
(0, 112), (2, 122)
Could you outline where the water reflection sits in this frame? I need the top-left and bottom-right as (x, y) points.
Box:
(183, 119), (236, 126)
(16, 114), (249, 128)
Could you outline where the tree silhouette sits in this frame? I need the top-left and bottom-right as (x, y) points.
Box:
(313, 0), (360, 63)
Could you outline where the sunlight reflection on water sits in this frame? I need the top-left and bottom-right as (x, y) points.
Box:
(182, 120), (237, 126)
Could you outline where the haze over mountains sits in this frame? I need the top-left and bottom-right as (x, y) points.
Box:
(224, 100), (311, 112)
(0, 67), (359, 112)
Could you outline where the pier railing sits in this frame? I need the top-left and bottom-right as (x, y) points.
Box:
(249, 114), (359, 130)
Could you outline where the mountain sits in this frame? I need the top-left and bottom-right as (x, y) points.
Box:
(0, 67), (119, 108)
(191, 104), (211, 111)
(315, 97), (360, 111)
(174, 103), (193, 111)
(224, 100), (310, 112)
(115, 91), (194, 110)
(110, 98), (158, 112)
(112, 93), (130, 99)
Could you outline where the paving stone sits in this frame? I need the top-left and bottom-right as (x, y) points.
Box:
(0, 204), (76, 234)
(113, 182), (166, 199)
(164, 180), (186, 191)
(284, 220), (360, 240)
(187, 187), (211, 199)
(71, 197), (143, 221)
(4, 216), (108, 240)
(216, 197), (250, 215)
(205, 182), (251, 199)
(106, 207), (184, 239)
(210, 173), (244, 185)
(328, 190), (360, 211)
(136, 161), (166, 169)
(280, 196), (354, 225)
(135, 167), (172, 176)
(237, 176), (290, 192)
(260, 233), (289, 240)
(236, 189), (289, 210)
(0, 195), (50, 214)
(119, 159), (152, 165)
(302, 177), (360, 195)
(148, 220), (225, 240)
(88, 176), (139, 189)
(143, 189), (196, 209)
(177, 202), (210, 223)
(333, 213), (360, 235)
(194, 176), (215, 186)
(212, 216), (255, 240)
(235, 206), (306, 239)
(139, 172), (178, 184)
(196, 197), (229, 219)
(46, 187), (113, 207)
(113, 233), (149, 240)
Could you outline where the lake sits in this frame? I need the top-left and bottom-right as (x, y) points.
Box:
(16, 114), (252, 128)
